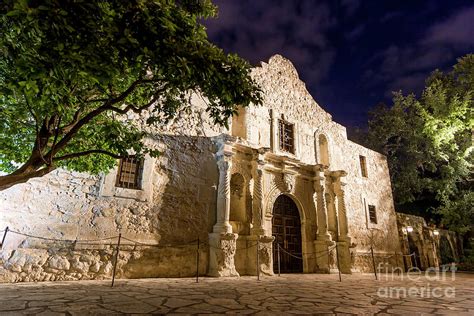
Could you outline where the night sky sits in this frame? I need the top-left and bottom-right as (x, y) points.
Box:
(204, 0), (474, 128)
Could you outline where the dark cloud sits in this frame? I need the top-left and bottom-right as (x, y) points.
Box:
(345, 24), (365, 41)
(385, 73), (427, 98)
(379, 11), (402, 23)
(340, 0), (361, 16)
(364, 6), (474, 98)
(205, 1), (473, 127)
(424, 7), (474, 45)
(205, 0), (337, 86)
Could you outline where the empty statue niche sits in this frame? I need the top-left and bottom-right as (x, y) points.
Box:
(325, 191), (338, 238)
(316, 134), (330, 167)
(230, 173), (250, 235)
(231, 106), (247, 139)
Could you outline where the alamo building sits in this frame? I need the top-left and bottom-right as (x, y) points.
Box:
(1, 55), (411, 282)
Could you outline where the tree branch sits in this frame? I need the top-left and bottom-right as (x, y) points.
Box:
(0, 165), (57, 191)
(44, 78), (146, 158)
(59, 108), (82, 134)
(104, 93), (161, 114)
(53, 149), (124, 161)
(43, 78), (165, 164)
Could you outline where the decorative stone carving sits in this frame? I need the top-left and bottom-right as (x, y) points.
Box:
(257, 235), (275, 276)
(213, 157), (233, 234)
(245, 235), (275, 276)
(208, 232), (239, 277)
(313, 165), (330, 241)
(313, 240), (334, 273)
(273, 172), (286, 192)
(272, 172), (297, 194)
(331, 170), (350, 242)
(230, 162), (252, 183)
(284, 173), (297, 192)
(251, 166), (264, 234)
(230, 173), (244, 198)
(264, 186), (281, 218)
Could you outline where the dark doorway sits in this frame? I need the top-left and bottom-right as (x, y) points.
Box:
(408, 235), (422, 269)
(272, 194), (303, 273)
(439, 236), (455, 265)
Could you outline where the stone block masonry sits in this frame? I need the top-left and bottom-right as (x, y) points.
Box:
(1, 55), (403, 282)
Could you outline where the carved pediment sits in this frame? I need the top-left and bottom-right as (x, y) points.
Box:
(273, 172), (297, 193)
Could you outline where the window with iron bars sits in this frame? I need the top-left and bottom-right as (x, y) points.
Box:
(368, 205), (377, 224)
(279, 119), (295, 154)
(115, 156), (144, 190)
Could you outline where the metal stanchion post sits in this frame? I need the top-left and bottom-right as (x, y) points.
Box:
(370, 245), (378, 280)
(277, 243), (281, 277)
(257, 239), (260, 281)
(196, 238), (200, 283)
(335, 245), (342, 282)
(111, 233), (122, 287)
(0, 227), (9, 250)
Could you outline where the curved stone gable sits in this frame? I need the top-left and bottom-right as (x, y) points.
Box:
(251, 54), (332, 126)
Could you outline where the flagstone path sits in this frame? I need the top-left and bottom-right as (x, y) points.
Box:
(0, 273), (472, 315)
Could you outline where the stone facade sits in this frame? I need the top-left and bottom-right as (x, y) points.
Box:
(1, 55), (403, 282)
(396, 212), (460, 271)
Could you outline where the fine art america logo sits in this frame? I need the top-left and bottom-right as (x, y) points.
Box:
(376, 263), (456, 298)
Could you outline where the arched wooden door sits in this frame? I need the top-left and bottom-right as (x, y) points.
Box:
(272, 195), (303, 273)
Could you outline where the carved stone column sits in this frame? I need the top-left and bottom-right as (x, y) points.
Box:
(209, 147), (239, 277)
(313, 165), (332, 273)
(314, 165), (330, 241)
(332, 172), (349, 241)
(213, 156), (233, 234)
(251, 150), (266, 236)
(247, 149), (274, 275)
(331, 170), (351, 274)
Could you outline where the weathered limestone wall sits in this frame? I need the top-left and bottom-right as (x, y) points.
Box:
(0, 95), (225, 282)
(343, 141), (402, 272)
(396, 213), (460, 271)
(1, 54), (403, 281)
(242, 55), (402, 272)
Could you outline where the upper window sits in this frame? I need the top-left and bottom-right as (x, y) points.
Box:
(115, 156), (144, 190)
(368, 205), (377, 224)
(279, 119), (295, 154)
(359, 155), (368, 177)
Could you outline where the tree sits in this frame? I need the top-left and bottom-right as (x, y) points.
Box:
(0, 0), (262, 191)
(365, 54), (473, 234)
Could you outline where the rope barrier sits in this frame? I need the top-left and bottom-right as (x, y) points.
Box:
(207, 242), (258, 251)
(276, 243), (337, 261)
(8, 229), (119, 243)
(2, 227), (409, 280)
(120, 236), (198, 248)
(4, 229), (202, 248)
(277, 245), (303, 260)
(3, 228), (418, 263)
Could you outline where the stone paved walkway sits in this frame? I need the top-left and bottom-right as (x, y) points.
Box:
(0, 273), (472, 315)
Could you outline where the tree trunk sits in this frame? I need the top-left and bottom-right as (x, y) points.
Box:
(0, 166), (56, 191)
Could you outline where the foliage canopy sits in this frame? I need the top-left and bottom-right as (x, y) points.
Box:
(0, 0), (262, 190)
(365, 54), (473, 234)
